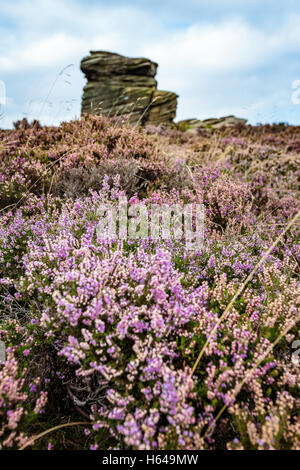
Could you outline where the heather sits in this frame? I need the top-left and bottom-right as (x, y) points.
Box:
(0, 115), (299, 450)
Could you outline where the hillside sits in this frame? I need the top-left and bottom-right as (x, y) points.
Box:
(0, 115), (299, 450)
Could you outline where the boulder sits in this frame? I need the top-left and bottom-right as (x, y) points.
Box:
(146, 90), (178, 125)
(177, 116), (247, 132)
(201, 115), (248, 128)
(80, 51), (178, 125)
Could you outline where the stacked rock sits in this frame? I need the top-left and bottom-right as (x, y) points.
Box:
(178, 116), (248, 133)
(80, 51), (178, 126)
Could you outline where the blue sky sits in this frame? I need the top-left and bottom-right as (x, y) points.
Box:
(1, 0), (300, 128)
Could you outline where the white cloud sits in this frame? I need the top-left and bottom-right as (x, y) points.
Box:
(0, 34), (86, 72)
(21, 34), (86, 67)
(144, 15), (300, 83)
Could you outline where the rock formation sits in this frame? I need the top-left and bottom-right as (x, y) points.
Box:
(178, 116), (247, 133)
(80, 51), (178, 125)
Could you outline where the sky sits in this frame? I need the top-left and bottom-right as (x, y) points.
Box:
(1, 0), (300, 128)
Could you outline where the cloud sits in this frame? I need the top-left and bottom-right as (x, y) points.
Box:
(144, 15), (300, 81)
(0, 34), (85, 72)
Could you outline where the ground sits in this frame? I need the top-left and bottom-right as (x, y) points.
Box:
(0, 115), (299, 450)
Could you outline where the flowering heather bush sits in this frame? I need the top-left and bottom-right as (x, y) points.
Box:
(0, 115), (299, 450)
(0, 323), (47, 449)
(0, 114), (165, 207)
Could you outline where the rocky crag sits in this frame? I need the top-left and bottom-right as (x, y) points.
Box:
(177, 116), (248, 132)
(80, 51), (178, 125)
